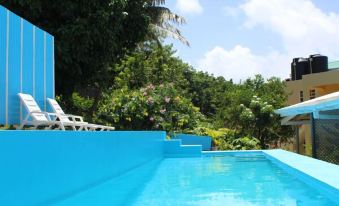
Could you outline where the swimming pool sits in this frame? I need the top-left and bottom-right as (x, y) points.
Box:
(56, 153), (339, 206)
(0, 131), (338, 206)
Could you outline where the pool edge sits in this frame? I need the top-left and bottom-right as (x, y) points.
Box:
(203, 149), (339, 202)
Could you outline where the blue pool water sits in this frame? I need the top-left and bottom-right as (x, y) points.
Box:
(57, 154), (338, 206)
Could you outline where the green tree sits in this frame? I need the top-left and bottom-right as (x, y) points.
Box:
(113, 42), (191, 90)
(217, 75), (292, 148)
(185, 72), (234, 117)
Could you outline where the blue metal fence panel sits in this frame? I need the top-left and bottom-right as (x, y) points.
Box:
(0, 8), (6, 124)
(22, 20), (34, 120)
(45, 34), (54, 111)
(8, 12), (21, 124)
(0, 5), (55, 125)
(34, 28), (45, 111)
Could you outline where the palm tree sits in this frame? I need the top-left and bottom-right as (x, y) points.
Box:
(147, 0), (190, 46)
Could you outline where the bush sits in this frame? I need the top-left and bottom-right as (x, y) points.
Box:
(187, 127), (260, 150)
(98, 83), (204, 132)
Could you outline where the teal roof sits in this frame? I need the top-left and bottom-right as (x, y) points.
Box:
(275, 91), (339, 117)
(329, 61), (339, 70)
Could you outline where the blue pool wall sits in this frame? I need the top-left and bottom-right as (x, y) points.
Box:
(0, 5), (55, 125)
(164, 139), (202, 157)
(174, 134), (212, 151)
(0, 131), (165, 206)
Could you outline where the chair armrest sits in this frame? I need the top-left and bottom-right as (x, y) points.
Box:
(64, 114), (84, 122)
(46, 112), (71, 122)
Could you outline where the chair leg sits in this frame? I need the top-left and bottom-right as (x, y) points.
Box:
(18, 114), (32, 130)
(17, 122), (25, 130)
(47, 124), (54, 130)
(59, 123), (66, 131)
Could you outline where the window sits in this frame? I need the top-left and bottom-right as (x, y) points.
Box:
(300, 91), (304, 102)
(310, 89), (316, 99)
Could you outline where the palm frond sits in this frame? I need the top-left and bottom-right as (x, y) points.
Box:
(147, 0), (190, 46)
(151, 0), (166, 6)
(150, 24), (190, 46)
(150, 7), (186, 25)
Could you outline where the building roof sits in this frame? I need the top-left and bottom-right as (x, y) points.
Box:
(329, 61), (339, 70)
(275, 91), (339, 117)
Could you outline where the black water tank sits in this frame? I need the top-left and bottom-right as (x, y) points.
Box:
(309, 54), (328, 73)
(291, 58), (300, 80)
(295, 58), (310, 80)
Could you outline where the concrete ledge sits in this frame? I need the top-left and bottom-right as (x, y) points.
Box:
(263, 149), (339, 200)
(174, 134), (212, 151)
(202, 150), (263, 156)
(164, 140), (202, 157)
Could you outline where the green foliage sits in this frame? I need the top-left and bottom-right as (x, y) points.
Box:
(186, 73), (234, 117)
(71, 93), (94, 112)
(113, 42), (191, 90)
(0, 125), (16, 130)
(113, 42), (234, 119)
(0, 125), (10, 130)
(98, 83), (203, 132)
(187, 127), (260, 150)
(215, 75), (292, 148)
(54, 93), (94, 121)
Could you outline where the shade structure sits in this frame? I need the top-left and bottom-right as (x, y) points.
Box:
(275, 91), (339, 117)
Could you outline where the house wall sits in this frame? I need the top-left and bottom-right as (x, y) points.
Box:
(285, 69), (339, 156)
(286, 69), (339, 105)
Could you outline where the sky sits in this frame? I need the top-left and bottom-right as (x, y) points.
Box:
(164, 0), (339, 82)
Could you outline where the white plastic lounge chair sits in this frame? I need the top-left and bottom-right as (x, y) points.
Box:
(47, 98), (115, 131)
(18, 93), (87, 130)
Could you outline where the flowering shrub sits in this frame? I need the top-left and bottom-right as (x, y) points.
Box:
(98, 83), (203, 132)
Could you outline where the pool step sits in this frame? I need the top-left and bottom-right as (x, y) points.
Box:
(164, 139), (202, 157)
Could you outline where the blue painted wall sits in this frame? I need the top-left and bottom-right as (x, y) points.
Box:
(174, 134), (212, 151)
(0, 6), (55, 125)
(0, 131), (165, 206)
(164, 139), (202, 157)
(0, 8), (6, 124)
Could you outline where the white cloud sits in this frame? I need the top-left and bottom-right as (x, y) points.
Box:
(198, 0), (339, 82)
(223, 6), (240, 18)
(240, 0), (339, 57)
(176, 0), (203, 15)
(198, 45), (290, 82)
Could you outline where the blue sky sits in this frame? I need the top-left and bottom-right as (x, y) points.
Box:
(164, 0), (339, 82)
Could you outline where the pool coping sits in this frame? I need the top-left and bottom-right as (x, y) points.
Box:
(203, 149), (339, 201)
